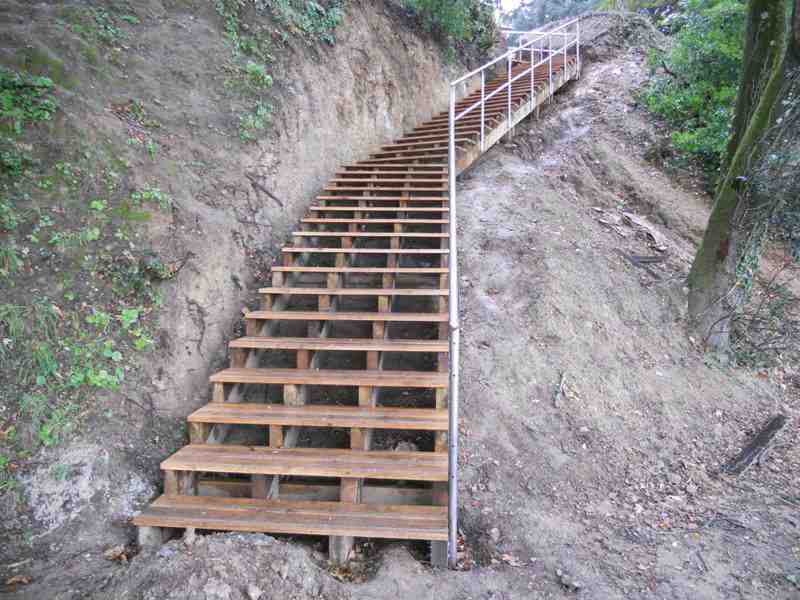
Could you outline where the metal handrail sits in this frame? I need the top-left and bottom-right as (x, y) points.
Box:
(445, 16), (581, 569)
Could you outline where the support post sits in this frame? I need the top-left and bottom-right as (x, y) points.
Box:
(548, 34), (553, 102)
(480, 70), (485, 152)
(446, 84), (460, 570)
(506, 55), (512, 134)
(576, 18), (581, 78)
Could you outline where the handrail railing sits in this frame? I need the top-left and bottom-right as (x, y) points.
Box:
(445, 17), (581, 568)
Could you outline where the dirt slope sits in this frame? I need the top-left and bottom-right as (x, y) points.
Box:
(0, 1), (463, 596)
(4, 12), (798, 600)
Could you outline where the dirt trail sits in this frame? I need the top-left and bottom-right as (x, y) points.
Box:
(4, 14), (798, 600)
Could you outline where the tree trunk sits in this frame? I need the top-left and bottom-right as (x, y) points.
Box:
(687, 0), (793, 349)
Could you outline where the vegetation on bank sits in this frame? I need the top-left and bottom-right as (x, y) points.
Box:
(402, 0), (498, 56)
(642, 0), (745, 171)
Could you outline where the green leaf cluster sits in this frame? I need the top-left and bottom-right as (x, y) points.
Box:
(641, 0), (746, 170)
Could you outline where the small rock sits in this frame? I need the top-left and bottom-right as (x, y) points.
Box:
(394, 441), (419, 453)
(556, 568), (583, 591)
(183, 527), (197, 546)
(246, 584), (264, 600)
(489, 527), (501, 543)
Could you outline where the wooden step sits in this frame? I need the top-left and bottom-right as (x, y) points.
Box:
(245, 310), (447, 323)
(258, 287), (447, 297)
(335, 170), (448, 176)
(346, 161), (448, 168)
(301, 218), (448, 224)
(308, 206), (448, 212)
(357, 156), (450, 165)
(272, 266), (448, 274)
(209, 368), (448, 388)
(380, 138), (473, 150)
(323, 186), (447, 193)
(281, 247), (448, 254)
(161, 444), (448, 481)
(189, 402), (448, 430)
(367, 150), (449, 159)
(329, 177), (447, 184)
(292, 231), (448, 239)
(316, 195), (446, 202)
(230, 336), (447, 352)
(134, 495), (447, 541)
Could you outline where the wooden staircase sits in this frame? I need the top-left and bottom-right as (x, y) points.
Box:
(134, 51), (579, 566)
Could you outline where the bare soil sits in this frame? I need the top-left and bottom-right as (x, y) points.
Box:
(3, 12), (798, 600)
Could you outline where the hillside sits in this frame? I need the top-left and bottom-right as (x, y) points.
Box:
(2, 8), (798, 600)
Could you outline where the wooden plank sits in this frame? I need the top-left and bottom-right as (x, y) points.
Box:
(133, 495), (447, 541)
(301, 218), (448, 224)
(271, 267), (448, 274)
(245, 310), (447, 322)
(188, 403), (448, 430)
(208, 368), (448, 388)
(291, 231), (448, 238)
(308, 206), (448, 212)
(161, 445), (448, 481)
(323, 186), (447, 193)
(281, 247), (448, 254)
(258, 287), (448, 297)
(329, 177), (448, 183)
(316, 195), (447, 202)
(229, 336), (448, 352)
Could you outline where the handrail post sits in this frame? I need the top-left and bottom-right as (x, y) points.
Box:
(506, 54), (511, 134)
(446, 83), (459, 570)
(548, 33), (553, 103)
(576, 18), (581, 78)
(480, 70), (485, 152)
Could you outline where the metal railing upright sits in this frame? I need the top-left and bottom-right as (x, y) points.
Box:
(446, 17), (581, 568)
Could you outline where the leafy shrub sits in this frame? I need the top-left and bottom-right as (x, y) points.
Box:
(0, 68), (58, 135)
(402, 0), (497, 52)
(641, 0), (745, 171)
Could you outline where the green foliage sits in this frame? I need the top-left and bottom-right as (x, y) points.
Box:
(0, 68), (57, 135)
(507, 0), (595, 31)
(403, 0), (497, 51)
(641, 0), (746, 170)
(239, 101), (272, 142)
(0, 240), (22, 279)
(245, 61), (273, 89)
(131, 185), (172, 210)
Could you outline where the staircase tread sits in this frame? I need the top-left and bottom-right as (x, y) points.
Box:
(308, 206), (448, 212)
(133, 495), (447, 540)
(271, 266), (448, 273)
(291, 231), (448, 238)
(188, 402), (448, 430)
(281, 247), (449, 254)
(259, 287), (447, 296)
(209, 367), (448, 388)
(245, 310), (447, 322)
(301, 218), (448, 224)
(315, 196), (446, 202)
(330, 177), (448, 183)
(229, 336), (448, 352)
(161, 444), (448, 481)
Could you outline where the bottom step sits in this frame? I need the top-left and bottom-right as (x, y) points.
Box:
(134, 495), (447, 541)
